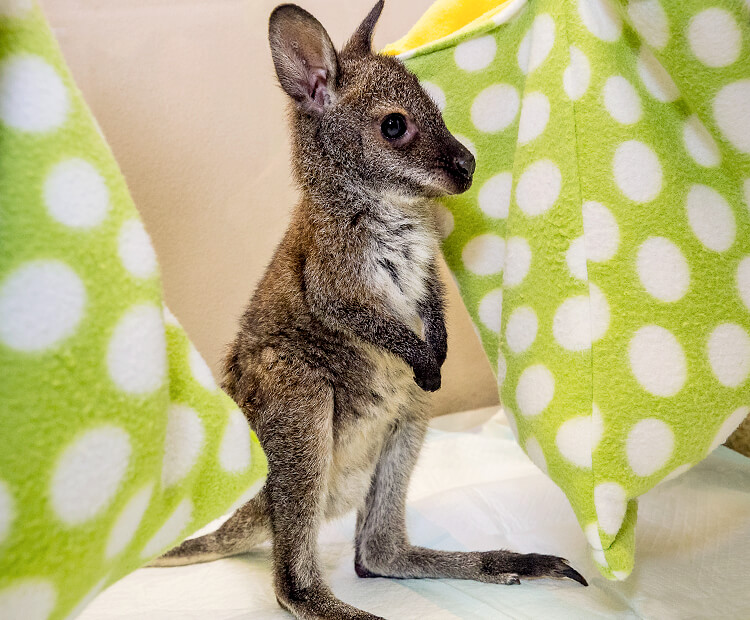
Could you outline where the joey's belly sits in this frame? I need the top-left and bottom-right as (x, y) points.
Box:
(324, 348), (423, 519)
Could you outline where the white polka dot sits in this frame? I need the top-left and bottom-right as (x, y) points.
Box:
(478, 289), (503, 333)
(478, 172), (512, 219)
(566, 237), (588, 280)
(627, 418), (674, 476)
(585, 521), (603, 549)
(107, 304), (167, 394)
(453, 134), (477, 157)
(0, 0), (33, 18)
(563, 46), (590, 100)
(219, 409), (252, 473)
(525, 437), (547, 473)
(516, 159), (561, 216)
(516, 364), (554, 417)
(0, 579), (56, 620)
(553, 295), (591, 351)
(0, 260), (85, 352)
(0, 479), (13, 545)
(589, 283), (610, 341)
(497, 353), (507, 389)
(63, 578), (107, 620)
(517, 92), (550, 145)
(503, 236), (532, 288)
(421, 81), (446, 111)
(189, 344), (217, 390)
(707, 323), (750, 387)
(637, 237), (690, 302)
(44, 158), (109, 229)
(163, 305), (180, 327)
(162, 404), (205, 488)
(517, 14), (555, 74)
(591, 547), (609, 568)
(738, 257), (750, 312)
(556, 408), (604, 468)
(612, 570), (630, 581)
(471, 84), (520, 133)
(613, 140), (662, 203)
(603, 76), (641, 124)
(688, 8), (741, 68)
(578, 0), (622, 41)
(637, 48), (680, 102)
(686, 184), (736, 252)
(454, 35), (497, 71)
(106, 483), (154, 558)
(627, 0), (669, 49)
(682, 115), (721, 168)
(118, 220), (157, 279)
(434, 204), (454, 238)
(594, 482), (627, 536)
(629, 325), (686, 397)
(141, 498), (193, 558)
(709, 406), (750, 452)
(583, 201), (619, 262)
(663, 463), (693, 482)
(51, 426), (131, 525)
(0, 55), (69, 132)
(462, 234), (505, 276)
(713, 80), (750, 155)
(505, 306), (538, 354)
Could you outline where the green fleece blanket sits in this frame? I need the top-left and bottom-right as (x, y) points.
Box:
(0, 3), (267, 618)
(387, 0), (750, 580)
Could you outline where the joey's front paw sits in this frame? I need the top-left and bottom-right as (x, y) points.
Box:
(413, 357), (441, 392)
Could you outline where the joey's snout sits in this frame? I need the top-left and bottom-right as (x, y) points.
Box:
(452, 148), (476, 180)
(439, 139), (475, 195)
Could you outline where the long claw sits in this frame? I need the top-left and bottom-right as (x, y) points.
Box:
(562, 566), (588, 587)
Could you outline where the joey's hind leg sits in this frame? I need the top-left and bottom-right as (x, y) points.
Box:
(262, 378), (384, 620)
(354, 414), (588, 587)
(151, 490), (271, 567)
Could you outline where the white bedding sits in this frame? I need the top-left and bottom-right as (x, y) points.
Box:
(80, 408), (750, 619)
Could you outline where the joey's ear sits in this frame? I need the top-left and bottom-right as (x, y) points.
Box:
(268, 4), (339, 115)
(344, 0), (384, 57)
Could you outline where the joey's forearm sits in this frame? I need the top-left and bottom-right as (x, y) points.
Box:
(419, 278), (447, 366)
(328, 302), (433, 369)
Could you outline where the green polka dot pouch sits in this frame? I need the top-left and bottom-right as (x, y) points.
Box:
(0, 2), (267, 618)
(386, 0), (750, 580)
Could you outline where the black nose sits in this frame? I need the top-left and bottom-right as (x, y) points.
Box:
(453, 150), (476, 179)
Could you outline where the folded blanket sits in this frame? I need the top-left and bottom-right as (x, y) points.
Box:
(0, 3), (266, 618)
(386, 0), (750, 579)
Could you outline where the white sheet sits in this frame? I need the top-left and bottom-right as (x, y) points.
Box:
(80, 408), (750, 619)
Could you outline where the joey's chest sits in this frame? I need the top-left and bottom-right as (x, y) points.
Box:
(362, 212), (437, 327)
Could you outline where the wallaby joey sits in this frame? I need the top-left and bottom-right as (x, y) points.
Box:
(153, 2), (587, 618)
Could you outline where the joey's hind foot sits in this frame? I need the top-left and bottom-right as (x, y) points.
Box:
(276, 588), (385, 620)
(481, 551), (588, 586)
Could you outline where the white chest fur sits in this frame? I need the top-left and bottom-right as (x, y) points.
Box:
(363, 201), (437, 331)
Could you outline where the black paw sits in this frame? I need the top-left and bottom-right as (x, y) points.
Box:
(413, 361), (441, 392)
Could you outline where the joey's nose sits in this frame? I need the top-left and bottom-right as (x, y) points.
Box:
(453, 149), (475, 179)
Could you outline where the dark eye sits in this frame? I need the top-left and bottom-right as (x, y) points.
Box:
(381, 113), (408, 140)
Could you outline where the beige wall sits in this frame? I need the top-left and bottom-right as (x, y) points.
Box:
(43, 0), (499, 416)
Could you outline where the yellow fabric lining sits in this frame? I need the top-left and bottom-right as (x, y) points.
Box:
(382, 0), (514, 56)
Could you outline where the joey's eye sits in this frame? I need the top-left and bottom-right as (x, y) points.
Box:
(381, 113), (408, 140)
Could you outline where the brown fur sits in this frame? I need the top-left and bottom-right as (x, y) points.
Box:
(152, 3), (587, 618)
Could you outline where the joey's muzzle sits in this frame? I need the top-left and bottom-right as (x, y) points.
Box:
(441, 138), (475, 194)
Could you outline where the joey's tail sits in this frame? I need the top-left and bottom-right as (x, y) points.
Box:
(150, 488), (271, 567)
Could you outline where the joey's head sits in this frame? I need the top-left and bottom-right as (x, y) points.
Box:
(268, 1), (475, 203)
